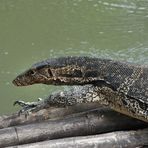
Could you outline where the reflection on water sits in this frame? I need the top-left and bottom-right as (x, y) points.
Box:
(0, 0), (148, 114)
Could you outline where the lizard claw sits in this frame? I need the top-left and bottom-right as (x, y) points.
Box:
(13, 100), (30, 107)
(18, 108), (30, 118)
(13, 99), (40, 117)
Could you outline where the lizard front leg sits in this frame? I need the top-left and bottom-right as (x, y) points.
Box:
(16, 83), (147, 122)
(14, 85), (96, 116)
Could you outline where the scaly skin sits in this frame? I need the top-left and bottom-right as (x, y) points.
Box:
(13, 57), (148, 122)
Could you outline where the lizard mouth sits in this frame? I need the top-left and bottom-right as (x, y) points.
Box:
(12, 78), (28, 86)
(13, 80), (21, 86)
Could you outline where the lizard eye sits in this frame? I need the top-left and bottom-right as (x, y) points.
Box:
(29, 70), (36, 75)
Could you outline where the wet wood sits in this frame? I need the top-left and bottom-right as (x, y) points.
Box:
(8, 128), (148, 148)
(0, 108), (147, 147)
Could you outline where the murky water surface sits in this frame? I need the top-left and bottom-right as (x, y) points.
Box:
(0, 0), (148, 114)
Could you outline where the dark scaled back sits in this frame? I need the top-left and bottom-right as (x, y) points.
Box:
(104, 61), (136, 89)
(128, 68), (148, 104)
(45, 56), (111, 69)
(103, 60), (148, 104)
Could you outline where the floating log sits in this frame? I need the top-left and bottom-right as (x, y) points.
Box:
(8, 128), (148, 148)
(0, 108), (147, 147)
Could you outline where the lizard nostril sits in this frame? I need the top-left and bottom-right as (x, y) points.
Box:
(12, 79), (18, 86)
(12, 77), (21, 86)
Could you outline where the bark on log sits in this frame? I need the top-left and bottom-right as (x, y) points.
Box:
(0, 103), (100, 129)
(8, 128), (148, 148)
(0, 108), (147, 147)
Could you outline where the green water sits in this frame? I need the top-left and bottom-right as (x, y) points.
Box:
(0, 0), (148, 114)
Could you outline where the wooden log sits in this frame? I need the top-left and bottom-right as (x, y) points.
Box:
(0, 85), (104, 129)
(8, 128), (148, 148)
(0, 108), (147, 147)
(0, 103), (100, 129)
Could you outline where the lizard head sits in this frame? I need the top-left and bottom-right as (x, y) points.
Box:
(12, 57), (101, 86)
